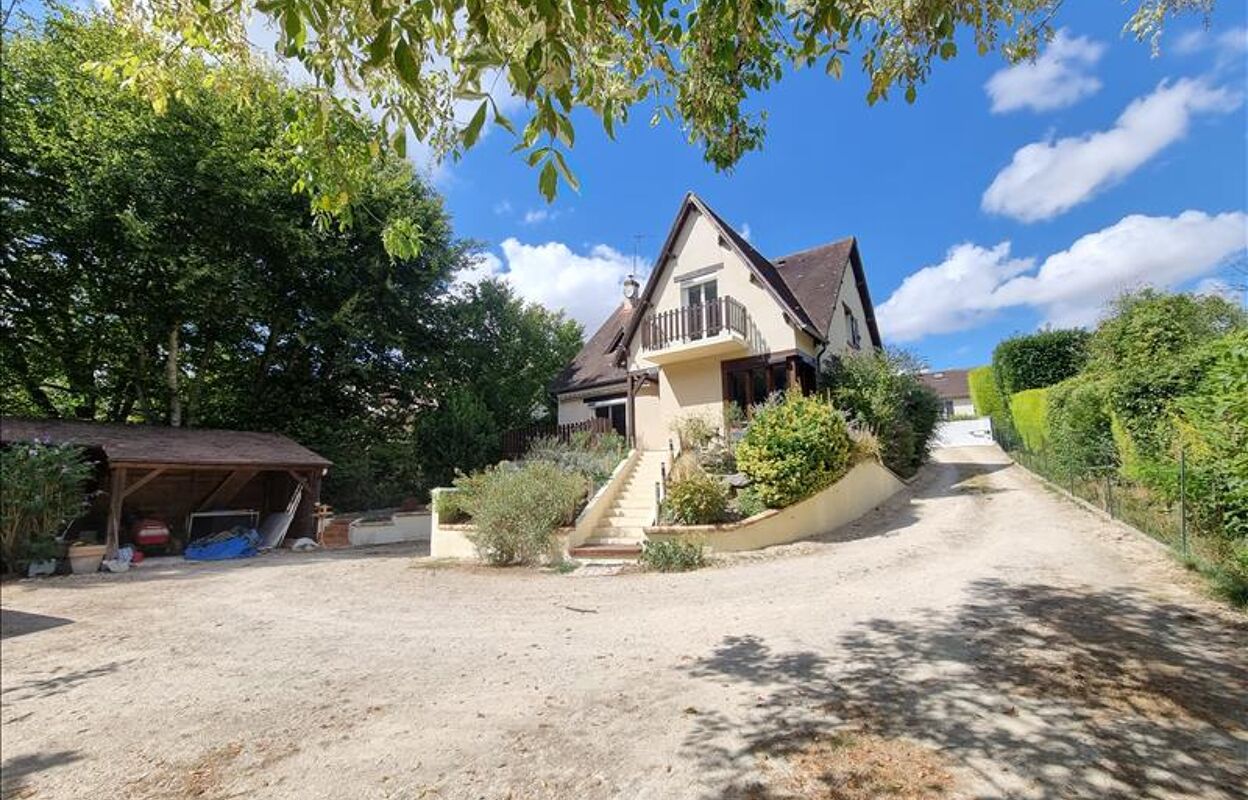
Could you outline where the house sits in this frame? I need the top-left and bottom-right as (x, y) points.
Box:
(551, 192), (882, 448)
(1, 417), (331, 557)
(917, 369), (975, 419)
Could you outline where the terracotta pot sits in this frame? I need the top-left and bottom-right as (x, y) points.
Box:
(68, 544), (106, 575)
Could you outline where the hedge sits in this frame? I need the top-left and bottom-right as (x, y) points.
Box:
(992, 329), (1090, 396)
(968, 365), (1001, 417)
(1009, 388), (1050, 452)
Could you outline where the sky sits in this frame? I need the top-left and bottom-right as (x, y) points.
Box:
(429, 5), (1248, 370)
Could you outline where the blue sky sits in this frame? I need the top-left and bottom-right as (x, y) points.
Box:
(437, 5), (1247, 370)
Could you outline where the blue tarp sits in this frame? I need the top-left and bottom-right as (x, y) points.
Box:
(184, 528), (260, 561)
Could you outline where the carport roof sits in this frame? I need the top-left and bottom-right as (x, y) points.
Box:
(0, 417), (331, 469)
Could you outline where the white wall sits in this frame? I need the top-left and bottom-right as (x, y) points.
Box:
(824, 255), (871, 359)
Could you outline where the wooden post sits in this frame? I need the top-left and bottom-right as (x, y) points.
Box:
(106, 466), (127, 558)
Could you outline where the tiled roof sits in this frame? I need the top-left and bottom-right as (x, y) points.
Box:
(918, 369), (973, 400)
(549, 302), (633, 394)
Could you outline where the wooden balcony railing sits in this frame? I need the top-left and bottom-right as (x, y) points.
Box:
(640, 296), (749, 352)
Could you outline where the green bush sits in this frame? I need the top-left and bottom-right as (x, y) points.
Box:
(735, 389), (851, 508)
(0, 442), (93, 571)
(1009, 388), (1050, 452)
(1174, 330), (1248, 540)
(525, 430), (627, 484)
(456, 461), (587, 565)
(967, 365), (1016, 445)
(734, 486), (767, 518)
(1046, 376), (1117, 476)
(433, 489), (471, 523)
(672, 414), (719, 452)
(639, 538), (707, 572)
(992, 329), (1090, 396)
(822, 349), (940, 477)
(697, 437), (737, 474)
(416, 389), (500, 489)
(663, 470), (729, 525)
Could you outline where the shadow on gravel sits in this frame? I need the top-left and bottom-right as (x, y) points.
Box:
(0, 749), (82, 799)
(0, 608), (73, 640)
(682, 580), (1248, 799)
(0, 660), (133, 702)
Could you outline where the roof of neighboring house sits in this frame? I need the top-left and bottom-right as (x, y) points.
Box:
(549, 302), (634, 394)
(0, 417), (331, 469)
(555, 193), (885, 395)
(918, 369), (972, 400)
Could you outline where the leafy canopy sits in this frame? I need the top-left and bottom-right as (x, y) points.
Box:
(94, 0), (1212, 213)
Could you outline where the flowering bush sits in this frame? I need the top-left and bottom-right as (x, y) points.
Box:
(1, 442), (93, 570)
(456, 461), (587, 565)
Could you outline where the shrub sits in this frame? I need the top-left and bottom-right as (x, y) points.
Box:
(735, 486), (767, 518)
(456, 461), (587, 565)
(992, 329), (1090, 396)
(1009, 388), (1050, 452)
(525, 430), (626, 484)
(736, 389), (851, 508)
(672, 414), (719, 452)
(1047, 376), (1116, 476)
(639, 538), (707, 572)
(697, 437), (737, 474)
(822, 349), (940, 478)
(663, 470), (729, 525)
(1173, 330), (1248, 540)
(0, 442), (93, 571)
(433, 489), (471, 523)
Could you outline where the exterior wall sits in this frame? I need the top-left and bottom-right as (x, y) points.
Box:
(951, 398), (976, 417)
(659, 358), (726, 439)
(823, 255), (871, 360)
(429, 488), (478, 558)
(632, 381), (664, 450)
(626, 209), (809, 372)
(348, 511), (430, 546)
(557, 396), (595, 426)
(645, 460), (904, 552)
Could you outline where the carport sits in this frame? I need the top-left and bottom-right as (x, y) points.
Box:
(0, 418), (331, 556)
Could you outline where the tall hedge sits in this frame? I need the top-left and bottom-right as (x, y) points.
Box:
(967, 366), (999, 417)
(1046, 376), (1116, 475)
(1009, 388), (1050, 452)
(992, 329), (1090, 397)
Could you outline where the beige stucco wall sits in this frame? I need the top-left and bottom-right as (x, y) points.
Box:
(645, 460), (905, 553)
(626, 209), (809, 372)
(659, 358), (725, 441)
(632, 382), (664, 450)
(823, 255), (871, 360)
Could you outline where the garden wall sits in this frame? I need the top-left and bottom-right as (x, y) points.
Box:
(645, 460), (904, 553)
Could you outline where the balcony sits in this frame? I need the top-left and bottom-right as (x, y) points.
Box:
(639, 296), (751, 365)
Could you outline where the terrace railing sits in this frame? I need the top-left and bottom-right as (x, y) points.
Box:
(640, 296), (749, 352)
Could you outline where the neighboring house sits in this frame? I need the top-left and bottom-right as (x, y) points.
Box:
(918, 368), (976, 419)
(551, 192), (882, 449)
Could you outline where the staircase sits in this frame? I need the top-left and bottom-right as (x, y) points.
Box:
(569, 450), (667, 560)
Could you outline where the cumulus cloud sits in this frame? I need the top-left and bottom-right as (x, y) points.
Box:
(1173, 26), (1248, 66)
(877, 210), (1248, 341)
(985, 30), (1106, 113)
(740, 222), (752, 242)
(454, 239), (642, 331)
(982, 79), (1242, 222)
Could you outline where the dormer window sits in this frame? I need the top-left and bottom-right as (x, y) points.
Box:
(845, 304), (862, 349)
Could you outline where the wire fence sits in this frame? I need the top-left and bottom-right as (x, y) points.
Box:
(994, 430), (1227, 577)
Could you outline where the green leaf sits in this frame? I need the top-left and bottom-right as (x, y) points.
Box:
(394, 39), (421, 88)
(551, 150), (580, 193)
(905, 85), (917, 104)
(367, 22), (393, 66)
(462, 100), (488, 147)
(538, 159), (557, 202)
(939, 41), (957, 60)
(282, 10), (306, 52)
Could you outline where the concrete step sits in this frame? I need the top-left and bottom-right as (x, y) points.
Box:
(604, 513), (650, 527)
(591, 525), (650, 539)
(583, 536), (643, 546)
(570, 543), (642, 560)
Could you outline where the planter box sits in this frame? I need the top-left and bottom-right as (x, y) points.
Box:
(68, 544), (107, 575)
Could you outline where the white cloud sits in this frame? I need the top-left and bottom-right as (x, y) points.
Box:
(876, 243), (1036, 341)
(985, 30), (1106, 113)
(493, 200), (513, 215)
(455, 239), (643, 331)
(877, 210), (1248, 341)
(452, 252), (503, 292)
(982, 79), (1241, 222)
(1173, 26), (1248, 66)
(740, 222), (752, 242)
(522, 208), (561, 225)
(1192, 277), (1241, 303)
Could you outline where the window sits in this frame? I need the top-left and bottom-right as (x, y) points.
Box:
(683, 279), (719, 339)
(844, 304), (862, 349)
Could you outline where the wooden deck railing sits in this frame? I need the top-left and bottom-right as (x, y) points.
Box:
(640, 296), (749, 352)
(501, 417), (613, 460)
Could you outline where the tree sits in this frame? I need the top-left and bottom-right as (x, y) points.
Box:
(2, 10), (580, 510)
(991, 329), (1090, 397)
(87, 0), (1212, 213)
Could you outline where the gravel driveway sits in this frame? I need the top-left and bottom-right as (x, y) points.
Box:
(3, 446), (1245, 800)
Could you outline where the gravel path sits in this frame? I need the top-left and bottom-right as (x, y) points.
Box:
(3, 446), (1245, 800)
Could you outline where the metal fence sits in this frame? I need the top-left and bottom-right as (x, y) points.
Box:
(1000, 436), (1224, 575)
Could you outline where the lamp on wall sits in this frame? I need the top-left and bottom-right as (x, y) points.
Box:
(622, 274), (640, 301)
